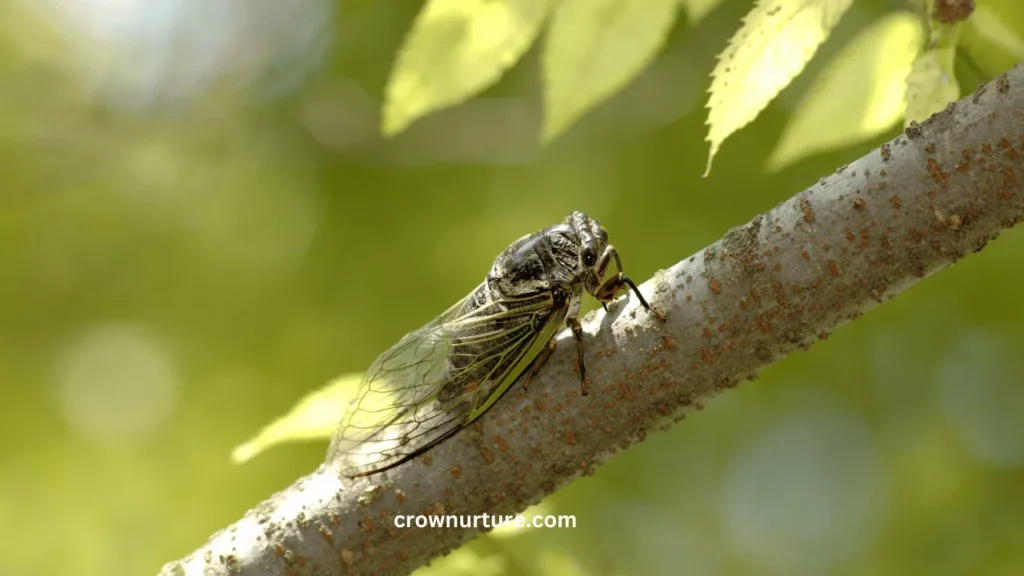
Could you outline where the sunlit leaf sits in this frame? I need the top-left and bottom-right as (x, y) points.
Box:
(765, 12), (923, 171)
(541, 0), (681, 143)
(680, 0), (727, 26)
(230, 373), (362, 464)
(382, 0), (555, 137)
(904, 25), (960, 126)
(904, 47), (960, 126)
(705, 0), (854, 176)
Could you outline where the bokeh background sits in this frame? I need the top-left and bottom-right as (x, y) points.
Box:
(3, 0), (1024, 575)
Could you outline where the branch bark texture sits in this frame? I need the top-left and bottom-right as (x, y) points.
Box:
(160, 65), (1024, 576)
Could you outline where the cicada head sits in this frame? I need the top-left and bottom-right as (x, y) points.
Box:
(564, 211), (609, 294)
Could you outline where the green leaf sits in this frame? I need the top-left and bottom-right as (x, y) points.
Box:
(765, 12), (924, 171)
(904, 47), (960, 126)
(382, 0), (555, 137)
(680, 0), (727, 26)
(541, 0), (681, 143)
(705, 0), (855, 176)
(904, 24), (960, 126)
(230, 373), (362, 464)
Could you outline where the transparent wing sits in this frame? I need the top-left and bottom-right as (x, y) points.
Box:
(326, 284), (569, 477)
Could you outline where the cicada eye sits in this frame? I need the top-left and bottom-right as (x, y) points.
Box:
(582, 248), (597, 267)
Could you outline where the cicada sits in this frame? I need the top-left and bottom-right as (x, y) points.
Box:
(326, 211), (663, 477)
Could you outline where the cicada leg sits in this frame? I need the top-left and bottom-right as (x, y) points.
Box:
(567, 317), (589, 396)
(521, 337), (557, 392)
(594, 245), (666, 322)
(524, 302), (589, 397)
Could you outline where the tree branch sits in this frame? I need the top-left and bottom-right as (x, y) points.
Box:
(160, 64), (1024, 576)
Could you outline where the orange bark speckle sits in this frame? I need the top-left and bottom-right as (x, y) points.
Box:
(700, 348), (715, 364)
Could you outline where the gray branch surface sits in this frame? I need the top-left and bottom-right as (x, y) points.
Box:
(160, 64), (1024, 576)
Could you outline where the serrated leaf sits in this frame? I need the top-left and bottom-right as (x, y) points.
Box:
(905, 34), (960, 125)
(382, 0), (555, 137)
(230, 373), (362, 464)
(680, 0), (728, 25)
(765, 12), (923, 171)
(541, 0), (681, 143)
(705, 0), (855, 176)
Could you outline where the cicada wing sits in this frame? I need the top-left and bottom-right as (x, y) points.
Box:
(326, 286), (569, 477)
(325, 294), (467, 477)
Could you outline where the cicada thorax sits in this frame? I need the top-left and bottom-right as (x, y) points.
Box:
(489, 223), (587, 294)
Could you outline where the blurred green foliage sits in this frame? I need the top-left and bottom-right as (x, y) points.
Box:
(2, 1), (1024, 575)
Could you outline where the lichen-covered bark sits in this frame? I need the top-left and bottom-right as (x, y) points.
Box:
(159, 65), (1024, 576)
